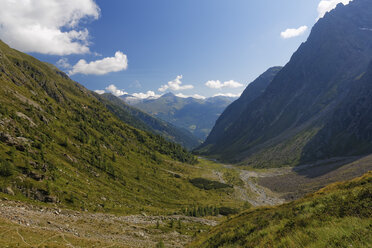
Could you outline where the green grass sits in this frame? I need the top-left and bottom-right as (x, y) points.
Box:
(0, 40), (243, 215)
(189, 171), (372, 248)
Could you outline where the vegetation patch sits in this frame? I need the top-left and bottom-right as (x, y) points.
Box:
(189, 171), (372, 248)
(189, 178), (232, 190)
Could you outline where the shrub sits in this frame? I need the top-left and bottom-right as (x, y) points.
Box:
(189, 178), (232, 190)
(0, 161), (14, 177)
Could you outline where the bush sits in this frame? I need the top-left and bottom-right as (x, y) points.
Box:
(189, 178), (232, 190)
(0, 161), (14, 177)
(218, 207), (239, 216)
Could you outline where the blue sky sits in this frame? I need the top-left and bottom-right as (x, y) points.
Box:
(0, 0), (351, 98)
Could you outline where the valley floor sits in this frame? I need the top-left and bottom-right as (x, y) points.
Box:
(0, 156), (370, 247)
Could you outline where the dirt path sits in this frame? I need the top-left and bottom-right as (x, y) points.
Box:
(0, 200), (218, 248)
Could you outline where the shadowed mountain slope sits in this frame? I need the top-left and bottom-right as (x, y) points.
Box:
(198, 0), (372, 167)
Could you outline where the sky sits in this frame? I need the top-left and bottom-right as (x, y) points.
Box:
(0, 0), (352, 99)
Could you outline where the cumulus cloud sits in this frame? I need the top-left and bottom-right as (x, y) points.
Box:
(158, 75), (194, 92)
(68, 51), (128, 76)
(132, 91), (161, 99)
(0, 0), (100, 55)
(56, 58), (71, 69)
(280, 26), (308, 39)
(175, 93), (206, 99)
(213, 93), (241, 98)
(105, 84), (128, 97)
(205, 80), (243, 89)
(317, 0), (352, 19)
(94, 90), (105, 95)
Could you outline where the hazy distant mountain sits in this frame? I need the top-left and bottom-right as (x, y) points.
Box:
(197, 0), (372, 166)
(126, 93), (236, 140)
(99, 93), (200, 149)
(120, 94), (160, 105)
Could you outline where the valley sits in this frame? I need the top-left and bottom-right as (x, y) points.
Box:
(0, 0), (371, 247)
(0, 156), (370, 247)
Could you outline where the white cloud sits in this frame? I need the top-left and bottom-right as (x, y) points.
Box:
(158, 75), (194, 92)
(280, 26), (308, 39)
(132, 91), (161, 99)
(205, 80), (243, 89)
(0, 0), (100, 55)
(175, 93), (206, 99)
(69, 51), (128, 76)
(94, 90), (105, 95)
(213, 93), (242, 98)
(105, 84), (128, 97)
(317, 0), (352, 19)
(56, 58), (71, 69)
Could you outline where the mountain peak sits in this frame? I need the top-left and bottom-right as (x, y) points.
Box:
(161, 92), (176, 98)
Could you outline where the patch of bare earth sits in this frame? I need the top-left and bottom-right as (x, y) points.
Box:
(258, 155), (372, 200)
(0, 200), (217, 248)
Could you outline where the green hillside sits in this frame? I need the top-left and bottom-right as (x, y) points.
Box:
(189, 171), (372, 248)
(0, 40), (239, 215)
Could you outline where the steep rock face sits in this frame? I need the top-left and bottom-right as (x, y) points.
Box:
(201, 66), (282, 146)
(302, 62), (372, 161)
(198, 0), (372, 166)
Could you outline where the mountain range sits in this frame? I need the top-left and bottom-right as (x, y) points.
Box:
(125, 93), (236, 141)
(98, 93), (200, 149)
(197, 0), (372, 167)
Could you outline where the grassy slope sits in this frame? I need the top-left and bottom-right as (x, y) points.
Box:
(0, 41), (241, 215)
(189, 171), (372, 248)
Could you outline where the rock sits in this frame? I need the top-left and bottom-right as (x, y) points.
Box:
(45, 196), (58, 203)
(4, 187), (14, 196)
(28, 171), (44, 181)
(64, 153), (77, 163)
(135, 231), (145, 238)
